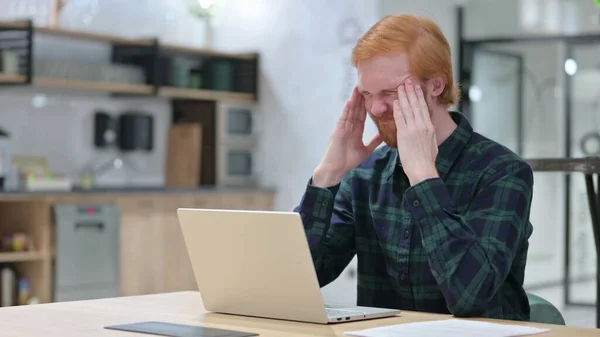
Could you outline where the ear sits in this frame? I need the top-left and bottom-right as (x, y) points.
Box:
(426, 77), (445, 97)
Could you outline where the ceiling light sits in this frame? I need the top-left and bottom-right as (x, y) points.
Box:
(565, 58), (578, 76)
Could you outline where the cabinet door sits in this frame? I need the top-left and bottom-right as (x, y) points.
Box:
(119, 197), (167, 296)
(161, 196), (199, 292)
(54, 203), (120, 301)
(220, 192), (274, 210)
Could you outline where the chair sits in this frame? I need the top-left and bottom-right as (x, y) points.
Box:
(527, 292), (566, 325)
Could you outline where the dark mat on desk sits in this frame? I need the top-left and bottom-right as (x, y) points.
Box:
(104, 321), (259, 337)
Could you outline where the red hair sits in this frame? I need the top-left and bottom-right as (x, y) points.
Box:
(351, 14), (460, 108)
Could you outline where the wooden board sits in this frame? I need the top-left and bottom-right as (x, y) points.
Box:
(172, 101), (217, 185)
(165, 124), (202, 188)
(526, 157), (600, 174)
(0, 291), (597, 336)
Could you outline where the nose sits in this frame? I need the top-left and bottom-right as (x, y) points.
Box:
(370, 98), (389, 117)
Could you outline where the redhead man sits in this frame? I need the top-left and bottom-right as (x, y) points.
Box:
(294, 14), (534, 321)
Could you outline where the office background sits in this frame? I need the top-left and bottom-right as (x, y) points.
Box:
(0, 0), (597, 329)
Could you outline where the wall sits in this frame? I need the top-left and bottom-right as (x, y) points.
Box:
(468, 42), (568, 294)
(463, 0), (600, 306)
(210, 0), (382, 305)
(210, 0), (382, 211)
(0, 0), (382, 303)
(0, 0), (213, 187)
(2, 0), (599, 308)
(381, 0), (460, 92)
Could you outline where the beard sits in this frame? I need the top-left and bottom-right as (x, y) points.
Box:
(370, 115), (398, 148)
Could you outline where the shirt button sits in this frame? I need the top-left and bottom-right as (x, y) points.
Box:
(412, 200), (420, 207)
(322, 201), (328, 206)
(404, 230), (410, 239)
(400, 273), (407, 281)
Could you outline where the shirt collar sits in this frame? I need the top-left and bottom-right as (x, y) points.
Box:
(383, 111), (473, 180)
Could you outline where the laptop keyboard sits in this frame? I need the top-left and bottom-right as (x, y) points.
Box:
(325, 308), (363, 317)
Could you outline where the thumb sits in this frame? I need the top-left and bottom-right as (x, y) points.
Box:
(365, 133), (383, 153)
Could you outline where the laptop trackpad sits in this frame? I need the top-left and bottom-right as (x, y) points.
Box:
(104, 321), (259, 337)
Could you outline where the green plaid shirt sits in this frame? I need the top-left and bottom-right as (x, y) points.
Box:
(295, 111), (534, 321)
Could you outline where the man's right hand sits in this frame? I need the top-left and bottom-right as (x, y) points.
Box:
(312, 86), (383, 188)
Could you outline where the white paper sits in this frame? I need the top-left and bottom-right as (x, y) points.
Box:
(345, 319), (550, 337)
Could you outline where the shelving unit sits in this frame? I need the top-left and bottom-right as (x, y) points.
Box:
(0, 251), (46, 263)
(0, 200), (52, 304)
(0, 19), (259, 103)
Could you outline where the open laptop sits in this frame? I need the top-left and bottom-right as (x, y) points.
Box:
(176, 208), (401, 324)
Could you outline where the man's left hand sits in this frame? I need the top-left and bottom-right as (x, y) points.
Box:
(393, 79), (439, 186)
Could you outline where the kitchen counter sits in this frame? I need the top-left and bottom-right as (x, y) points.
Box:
(0, 186), (276, 304)
(0, 185), (276, 198)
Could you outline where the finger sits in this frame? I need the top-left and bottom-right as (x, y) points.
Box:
(355, 91), (367, 121)
(339, 87), (359, 121)
(405, 82), (423, 126)
(347, 86), (364, 120)
(365, 133), (383, 153)
(338, 99), (352, 122)
(397, 84), (414, 125)
(415, 84), (432, 127)
(393, 99), (405, 129)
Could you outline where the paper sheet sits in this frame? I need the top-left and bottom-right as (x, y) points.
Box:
(345, 319), (550, 337)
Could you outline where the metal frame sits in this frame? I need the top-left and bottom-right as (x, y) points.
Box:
(526, 158), (600, 327)
(0, 19), (34, 85)
(456, 4), (600, 323)
(24, 20), (33, 83)
(0, 19), (260, 100)
(467, 48), (524, 155)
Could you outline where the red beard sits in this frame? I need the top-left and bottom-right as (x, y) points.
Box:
(371, 116), (397, 148)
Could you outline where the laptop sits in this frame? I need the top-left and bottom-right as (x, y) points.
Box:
(176, 208), (401, 324)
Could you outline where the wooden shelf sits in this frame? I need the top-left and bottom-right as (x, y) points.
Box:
(158, 86), (256, 104)
(0, 20), (152, 47)
(0, 73), (154, 95)
(0, 75), (256, 102)
(33, 77), (154, 95)
(0, 19), (259, 102)
(0, 73), (27, 84)
(161, 43), (256, 60)
(0, 251), (46, 263)
(35, 26), (154, 47)
(0, 20), (256, 60)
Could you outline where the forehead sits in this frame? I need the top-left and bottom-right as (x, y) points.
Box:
(357, 51), (410, 92)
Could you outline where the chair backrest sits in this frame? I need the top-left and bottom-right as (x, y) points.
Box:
(527, 292), (566, 325)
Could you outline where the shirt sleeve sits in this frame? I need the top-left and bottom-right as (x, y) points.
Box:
(404, 160), (534, 317)
(293, 177), (356, 287)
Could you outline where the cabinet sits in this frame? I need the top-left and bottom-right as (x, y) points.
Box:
(53, 203), (120, 301)
(0, 189), (275, 303)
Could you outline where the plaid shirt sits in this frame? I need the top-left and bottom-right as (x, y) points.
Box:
(295, 111), (534, 321)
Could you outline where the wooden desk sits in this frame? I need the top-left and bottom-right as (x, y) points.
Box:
(0, 291), (597, 336)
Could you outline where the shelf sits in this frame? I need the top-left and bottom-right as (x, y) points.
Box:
(0, 251), (46, 263)
(0, 20), (256, 60)
(35, 26), (154, 47)
(0, 73), (26, 84)
(0, 20), (153, 47)
(33, 77), (154, 95)
(0, 19), (259, 103)
(158, 86), (256, 104)
(161, 43), (256, 61)
(0, 72), (154, 95)
(0, 74), (256, 102)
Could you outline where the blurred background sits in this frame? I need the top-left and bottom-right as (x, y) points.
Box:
(0, 0), (598, 329)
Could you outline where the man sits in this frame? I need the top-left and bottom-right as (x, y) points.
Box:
(294, 14), (534, 321)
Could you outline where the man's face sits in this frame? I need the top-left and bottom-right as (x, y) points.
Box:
(357, 52), (428, 148)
